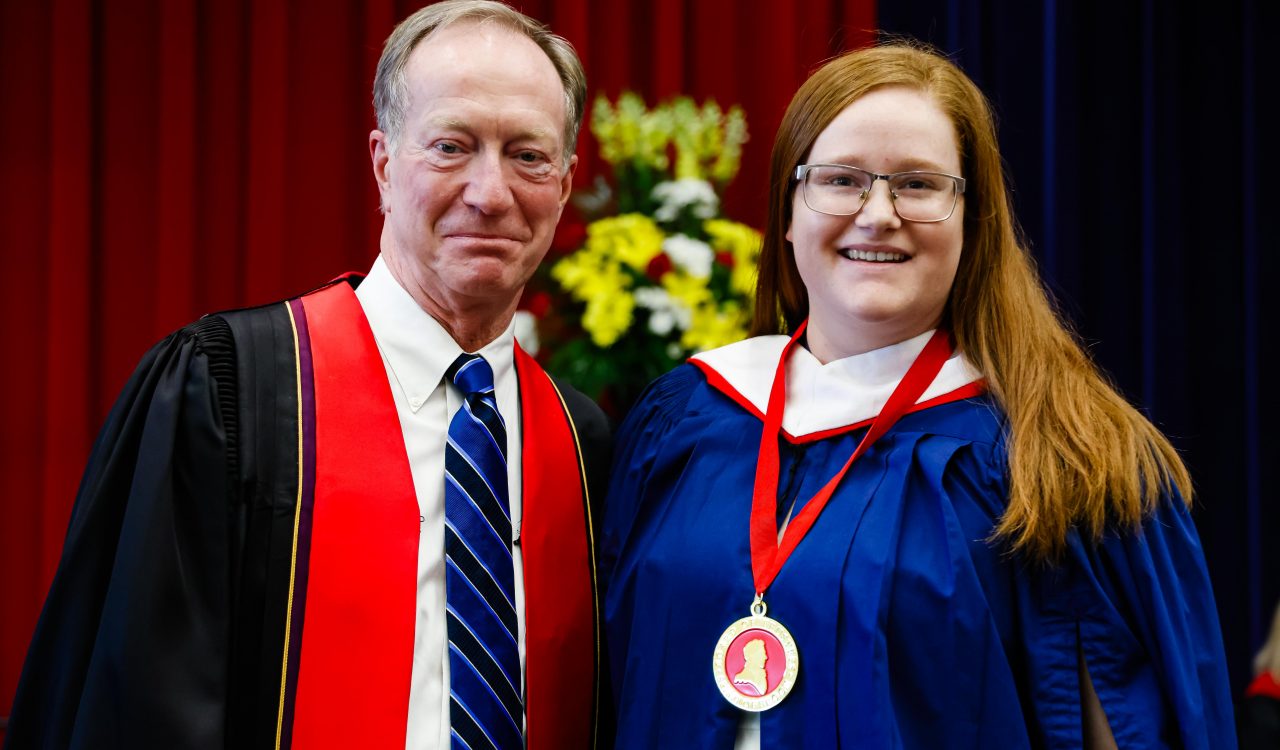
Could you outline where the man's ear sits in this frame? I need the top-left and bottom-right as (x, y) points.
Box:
(370, 130), (392, 212)
(558, 153), (578, 209)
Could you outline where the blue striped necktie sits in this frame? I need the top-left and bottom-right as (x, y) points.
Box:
(444, 353), (523, 750)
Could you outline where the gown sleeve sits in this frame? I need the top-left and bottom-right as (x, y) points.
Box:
(5, 318), (237, 750)
(598, 364), (702, 710)
(1021, 485), (1237, 749)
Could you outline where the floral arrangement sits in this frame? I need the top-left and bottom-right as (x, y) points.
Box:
(527, 92), (762, 415)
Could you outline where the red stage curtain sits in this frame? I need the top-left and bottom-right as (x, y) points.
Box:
(0, 0), (874, 727)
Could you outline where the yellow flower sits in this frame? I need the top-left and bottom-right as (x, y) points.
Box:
(669, 98), (703, 180)
(551, 248), (605, 297)
(583, 289), (635, 347)
(551, 215), (667, 347)
(585, 214), (665, 272)
(711, 107), (748, 185)
(593, 92), (748, 184)
(593, 93), (674, 171)
(704, 219), (763, 297)
(682, 301), (749, 352)
(661, 270), (713, 310)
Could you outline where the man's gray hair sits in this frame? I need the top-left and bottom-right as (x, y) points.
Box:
(373, 0), (587, 162)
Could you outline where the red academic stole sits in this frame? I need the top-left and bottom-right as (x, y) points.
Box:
(277, 277), (599, 749)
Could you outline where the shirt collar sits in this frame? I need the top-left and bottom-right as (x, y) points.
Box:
(356, 255), (516, 413)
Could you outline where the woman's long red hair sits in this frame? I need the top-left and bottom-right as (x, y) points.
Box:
(752, 42), (1192, 561)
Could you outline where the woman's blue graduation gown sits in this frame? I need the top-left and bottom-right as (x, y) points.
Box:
(601, 358), (1235, 749)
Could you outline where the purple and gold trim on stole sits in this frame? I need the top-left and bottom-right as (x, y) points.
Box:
(275, 298), (317, 750)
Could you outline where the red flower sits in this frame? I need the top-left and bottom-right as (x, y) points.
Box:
(520, 290), (553, 318)
(646, 253), (673, 281)
(715, 250), (735, 269)
(550, 221), (588, 257)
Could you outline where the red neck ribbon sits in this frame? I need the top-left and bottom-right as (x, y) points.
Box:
(749, 322), (956, 595)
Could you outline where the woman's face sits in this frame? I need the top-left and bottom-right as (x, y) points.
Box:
(786, 86), (964, 362)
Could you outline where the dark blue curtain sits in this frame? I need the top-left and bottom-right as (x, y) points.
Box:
(879, 0), (1277, 694)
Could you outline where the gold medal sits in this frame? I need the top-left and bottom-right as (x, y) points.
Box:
(712, 596), (799, 711)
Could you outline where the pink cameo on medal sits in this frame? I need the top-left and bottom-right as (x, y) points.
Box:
(713, 611), (798, 710)
(723, 628), (788, 697)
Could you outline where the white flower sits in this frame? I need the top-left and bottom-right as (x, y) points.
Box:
(661, 234), (715, 279)
(647, 309), (677, 335)
(634, 286), (692, 334)
(633, 286), (671, 308)
(651, 178), (720, 222)
(513, 310), (540, 357)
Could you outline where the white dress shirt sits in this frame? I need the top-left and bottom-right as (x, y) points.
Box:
(355, 256), (526, 750)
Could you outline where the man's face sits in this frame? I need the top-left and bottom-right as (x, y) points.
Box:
(370, 22), (576, 319)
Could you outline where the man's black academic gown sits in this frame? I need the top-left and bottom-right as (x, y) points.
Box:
(5, 276), (611, 749)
